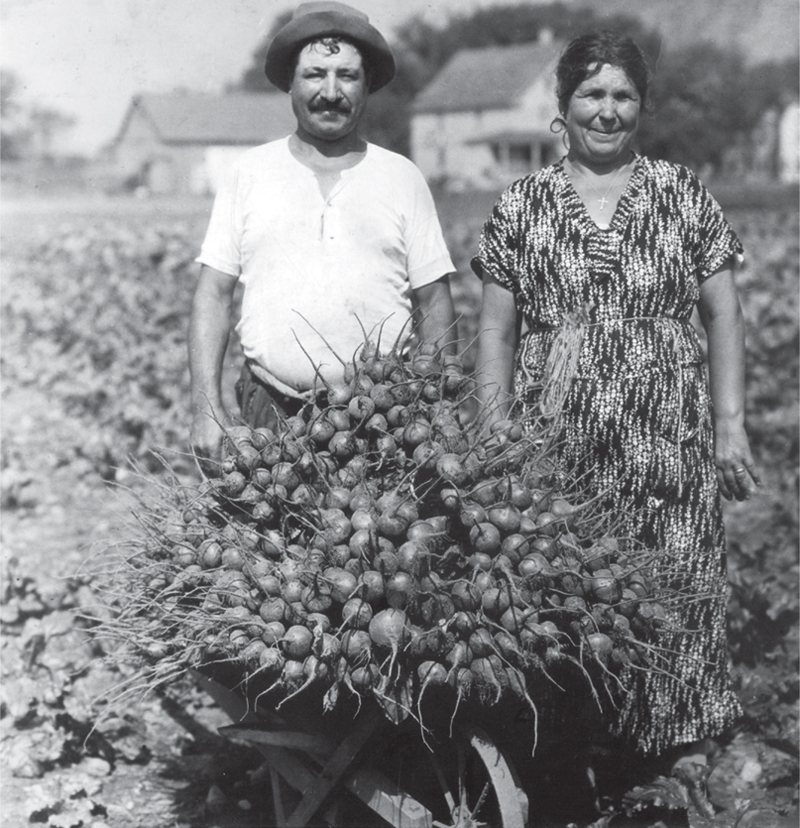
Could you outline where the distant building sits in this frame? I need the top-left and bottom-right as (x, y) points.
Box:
(779, 101), (799, 183)
(410, 38), (564, 190)
(109, 93), (295, 194)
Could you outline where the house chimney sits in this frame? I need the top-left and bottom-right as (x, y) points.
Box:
(539, 27), (554, 45)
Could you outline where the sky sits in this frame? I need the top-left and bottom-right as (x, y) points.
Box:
(0, 0), (499, 156)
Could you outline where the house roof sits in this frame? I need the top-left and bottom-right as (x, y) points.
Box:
(412, 41), (563, 115)
(115, 93), (296, 146)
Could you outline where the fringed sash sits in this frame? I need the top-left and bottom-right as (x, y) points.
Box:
(521, 313), (690, 498)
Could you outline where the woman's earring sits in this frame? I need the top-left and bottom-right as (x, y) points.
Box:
(549, 116), (569, 150)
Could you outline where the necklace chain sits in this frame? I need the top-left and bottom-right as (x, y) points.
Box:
(568, 157), (632, 211)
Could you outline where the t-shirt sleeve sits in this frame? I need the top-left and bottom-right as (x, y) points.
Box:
(685, 169), (744, 284)
(195, 163), (243, 277)
(402, 165), (456, 290)
(470, 186), (520, 292)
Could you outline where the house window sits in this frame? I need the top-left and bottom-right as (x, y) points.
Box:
(508, 143), (532, 172)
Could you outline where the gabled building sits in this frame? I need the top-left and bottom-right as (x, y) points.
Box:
(411, 37), (565, 190)
(109, 93), (295, 194)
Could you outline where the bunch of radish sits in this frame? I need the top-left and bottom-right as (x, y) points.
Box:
(114, 339), (677, 723)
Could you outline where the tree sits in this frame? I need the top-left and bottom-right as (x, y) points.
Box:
(237, 10), (293, 93)
(742, 57), (800, 122)
(28, 104), (75, 158)
(1, 68), (76, 160)
(635, 44), (789, 174)
(390, 1), (660, 91)
(1, 69), (29, 160)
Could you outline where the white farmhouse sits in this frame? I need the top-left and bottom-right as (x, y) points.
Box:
(411, 38), (565, 191)
(109, 93), (295, 195)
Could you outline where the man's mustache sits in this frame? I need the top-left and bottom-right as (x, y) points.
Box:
(310, 99), (351, 113)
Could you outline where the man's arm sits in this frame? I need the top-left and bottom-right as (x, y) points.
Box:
(413, 274), (458, 355)
(188, 264), (239, 461)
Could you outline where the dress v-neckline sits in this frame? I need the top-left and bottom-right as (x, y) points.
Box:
(559, 154), (642, 233)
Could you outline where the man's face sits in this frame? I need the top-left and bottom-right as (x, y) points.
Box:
(290, 40), (369, 143)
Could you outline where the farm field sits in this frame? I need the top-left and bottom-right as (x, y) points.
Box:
(1, 189), (798, 827)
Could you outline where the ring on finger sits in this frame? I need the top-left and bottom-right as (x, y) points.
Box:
(733, 467), (746, 477)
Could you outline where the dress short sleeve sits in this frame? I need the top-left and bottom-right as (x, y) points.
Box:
(686, 169), (744, 284)
(470, 184), (524, 292)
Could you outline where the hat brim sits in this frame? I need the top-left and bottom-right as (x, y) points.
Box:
(265, 11), (395, 93)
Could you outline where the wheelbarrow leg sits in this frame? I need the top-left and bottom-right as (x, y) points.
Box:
(192, 672), (340, 825)
(285, 705), (382, 828)
(270, 768), (286, 827)
(194, 672), (434, 827)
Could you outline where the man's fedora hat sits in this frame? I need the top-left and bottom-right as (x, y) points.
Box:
(265, 2), (395, 93)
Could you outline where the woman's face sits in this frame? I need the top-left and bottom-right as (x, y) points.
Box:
(565, 63), (641, 167)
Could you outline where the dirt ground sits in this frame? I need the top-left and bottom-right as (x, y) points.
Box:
(1, 382), (280, 828)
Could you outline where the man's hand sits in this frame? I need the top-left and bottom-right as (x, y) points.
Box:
(190, 406), (234, 474)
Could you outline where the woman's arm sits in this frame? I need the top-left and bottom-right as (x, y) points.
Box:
(474, 272), (519, 426)
(697, 263), (760, 500)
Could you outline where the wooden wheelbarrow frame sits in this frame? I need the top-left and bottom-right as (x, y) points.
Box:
(193, 670), (529, 828)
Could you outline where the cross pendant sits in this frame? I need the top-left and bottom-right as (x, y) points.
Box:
(598, 195), (609, 210)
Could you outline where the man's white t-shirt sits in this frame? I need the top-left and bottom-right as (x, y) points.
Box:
(197, 137), (455, 397)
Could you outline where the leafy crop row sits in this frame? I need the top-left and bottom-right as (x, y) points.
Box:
(2, 200), (797, 768)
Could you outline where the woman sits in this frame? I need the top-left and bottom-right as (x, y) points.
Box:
(473, 31), (760, 766)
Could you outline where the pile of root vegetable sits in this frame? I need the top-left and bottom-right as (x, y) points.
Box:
(100, 339), (683, 728)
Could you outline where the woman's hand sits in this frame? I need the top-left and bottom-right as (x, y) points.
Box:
(714, 416), (760, 501)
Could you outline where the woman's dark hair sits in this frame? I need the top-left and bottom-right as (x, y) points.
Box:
(555, 30), (650, 117)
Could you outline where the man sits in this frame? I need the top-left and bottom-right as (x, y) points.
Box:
(189, 1), (457, 462)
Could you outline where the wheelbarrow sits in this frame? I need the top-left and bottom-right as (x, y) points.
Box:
(193, 669), (530, 828)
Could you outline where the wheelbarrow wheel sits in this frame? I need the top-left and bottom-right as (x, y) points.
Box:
(375, 723), (529, 828)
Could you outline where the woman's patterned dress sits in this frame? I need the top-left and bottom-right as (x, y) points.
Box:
(472, 155), (743, 754)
